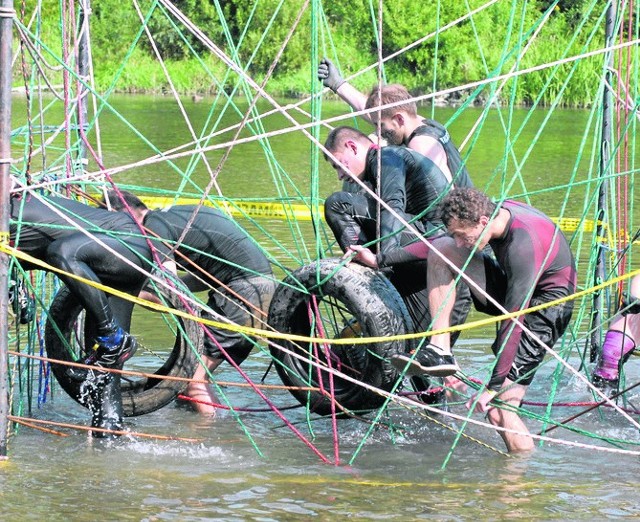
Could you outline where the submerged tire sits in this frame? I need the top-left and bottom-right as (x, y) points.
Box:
(267, 258), (413, 415)
(45, 286), (202, 416)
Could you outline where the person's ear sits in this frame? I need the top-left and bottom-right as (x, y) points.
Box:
(393, 112), (405, 126)
(479, 215), (490, 228)
(344, 139), (358, 155)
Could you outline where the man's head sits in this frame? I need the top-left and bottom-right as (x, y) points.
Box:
(324, 126), (373, 182)
(102, 189), (149, 221)
(365, 84), (418, 146)
(439, 187), (497, 250)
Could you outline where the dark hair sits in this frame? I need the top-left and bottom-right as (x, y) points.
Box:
(365, 84), (418, 118)
(439, 187), (496, 227)
(323, 126), (372, 160)
(102, 189), (148, 212)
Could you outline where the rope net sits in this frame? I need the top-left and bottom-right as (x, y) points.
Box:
(3, 0), (640, 464)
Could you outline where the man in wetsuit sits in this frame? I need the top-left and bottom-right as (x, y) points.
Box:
(323, 126), (470, 378)
(318, 58), (472, 187)
(10, 189), (151, 369)
(103, 190), (276, 416)
(389, 187), (576, 452)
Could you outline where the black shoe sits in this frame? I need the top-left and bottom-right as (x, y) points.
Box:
(66, 333), (137, 381)
(410, 376), (446, 405)
(391, 345), (459, 377)
(592, 374), (619, 397)
(9, 277), (35, 324)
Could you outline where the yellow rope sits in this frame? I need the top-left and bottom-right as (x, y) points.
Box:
(3, 242), (638, 346)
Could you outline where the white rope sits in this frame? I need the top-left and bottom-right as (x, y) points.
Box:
(47, 37), (638, 185)
(0, 7), (16, 18)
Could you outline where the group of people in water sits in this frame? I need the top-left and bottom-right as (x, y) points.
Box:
(6, 58), (637, 454)
(318, 57), (635, 453)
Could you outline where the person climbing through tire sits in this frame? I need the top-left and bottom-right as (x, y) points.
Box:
(354, 187), (576, 453)
(102, 190), (276, 416)
(9, 183), (152, 371)
(322, 126), (471, 378)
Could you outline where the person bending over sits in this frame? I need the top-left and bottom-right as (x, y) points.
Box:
(10, 189), (152, 369)
(323, 126), (471, 378)
(103, 190), (276, 416)
(385, 187), (576, 452)
(318, 58), (472, 187)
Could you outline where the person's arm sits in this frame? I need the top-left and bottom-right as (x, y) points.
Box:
(318, 58), (372, 124)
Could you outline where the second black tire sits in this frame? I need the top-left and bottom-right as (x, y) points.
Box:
(267, 258), (413, 415)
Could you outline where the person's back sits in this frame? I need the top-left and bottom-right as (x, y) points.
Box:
(404, 118), (473, 188)
(10, 193), (139, 259)
(143, 205), (272, 286)
(494, 200), (576, 300)
(361, 145), (449, 262)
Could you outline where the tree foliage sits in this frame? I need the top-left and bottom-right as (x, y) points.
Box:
(16, 0), (608, 105)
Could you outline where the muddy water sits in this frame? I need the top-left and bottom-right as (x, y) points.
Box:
(4, 95), (640, 519)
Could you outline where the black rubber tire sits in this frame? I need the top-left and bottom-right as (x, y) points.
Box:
(267, 258), (413, 415)
(45, 286), (202, 417)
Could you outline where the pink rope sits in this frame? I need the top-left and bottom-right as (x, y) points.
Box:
(309, 295), (340, 465)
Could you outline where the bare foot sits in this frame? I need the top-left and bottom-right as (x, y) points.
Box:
(443, 375), (467, 401)
(184, 381), (218, 416)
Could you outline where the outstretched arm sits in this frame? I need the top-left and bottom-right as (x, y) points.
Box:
(318, 58), (372, 124)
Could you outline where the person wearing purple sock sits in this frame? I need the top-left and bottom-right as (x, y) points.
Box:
(592, 274), (640, 394)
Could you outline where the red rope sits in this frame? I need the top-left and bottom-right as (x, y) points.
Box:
(522, 400), (640, 415)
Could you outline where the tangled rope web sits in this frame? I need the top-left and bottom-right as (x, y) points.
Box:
(4, 0), (640, 464)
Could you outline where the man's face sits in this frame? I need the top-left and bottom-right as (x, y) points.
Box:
(446, 216), (490, 250)
(371, 114), (404, 146)
(328, 141), (366, 183)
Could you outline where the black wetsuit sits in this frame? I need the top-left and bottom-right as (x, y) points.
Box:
(325, 145), (449, 264)
(403, 118), (473, 188)
(10, 193), (152, 335)
(324, 144), (471, 336)
(142, 205), (275, 364)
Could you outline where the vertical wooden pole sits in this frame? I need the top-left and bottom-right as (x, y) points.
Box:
(76, 0), (90, 168)
(590, 1), (616, 363)
(0, 0), (14, 458)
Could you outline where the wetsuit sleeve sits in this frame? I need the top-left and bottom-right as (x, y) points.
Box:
(364, 152), (410, 260)
(488, 230), (539, 390)
(375, 154), (448, 267)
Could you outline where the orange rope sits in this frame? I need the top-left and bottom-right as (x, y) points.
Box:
(8, 350), (320, 391)
(8, 415), (203, 442)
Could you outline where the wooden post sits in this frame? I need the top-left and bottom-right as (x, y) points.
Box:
(0, 0), (14, 458)
(76, 0), (90, 169)
(589, 1), (616, 363)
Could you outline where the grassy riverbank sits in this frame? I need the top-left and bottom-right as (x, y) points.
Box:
(16, 0), (609, 107)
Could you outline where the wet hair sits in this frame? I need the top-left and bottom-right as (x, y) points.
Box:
(102, 189), (148, 212)
(439, 187), (496, 227)
(364, 84), (418, 119)
(323, 126), (372, 159)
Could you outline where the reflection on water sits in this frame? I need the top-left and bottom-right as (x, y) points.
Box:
(6, 347), (640, 519)
(6, 95), (640, 518)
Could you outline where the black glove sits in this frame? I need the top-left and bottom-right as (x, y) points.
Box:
(621, 293), (640, 316)
(318, 57), (345, 92)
